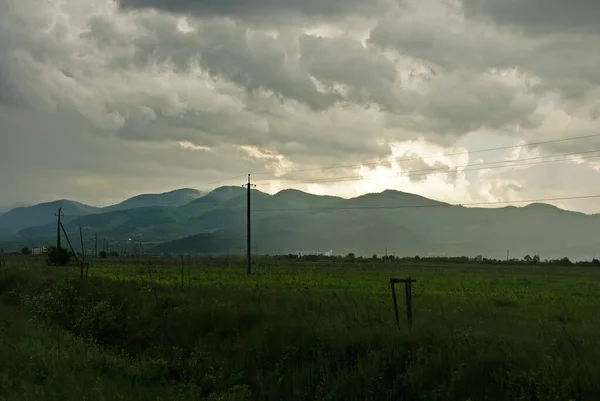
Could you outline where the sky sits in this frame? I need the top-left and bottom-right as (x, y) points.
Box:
(3, 0), (600, 212)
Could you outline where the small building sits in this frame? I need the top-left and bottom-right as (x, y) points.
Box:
(31, 246), (48, 256)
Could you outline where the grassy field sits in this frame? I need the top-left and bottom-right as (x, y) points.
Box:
(1, 255), (599, 400)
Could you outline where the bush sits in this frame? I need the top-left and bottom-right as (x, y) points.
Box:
(21, 247), (30, 255)
(99, 251), (107, 259)
(46, 247), (71, 266)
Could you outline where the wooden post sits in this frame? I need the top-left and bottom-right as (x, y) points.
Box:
(405, 278), (413, 326)
(390, 280), (400, 324)
(390, 278), (417, 327)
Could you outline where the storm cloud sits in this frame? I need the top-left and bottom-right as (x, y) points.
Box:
(463, 0), (600, 36)
(117, 0), (388, 19)
(2, 0), (600, 212)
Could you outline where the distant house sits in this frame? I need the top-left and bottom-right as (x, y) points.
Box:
(31, 246), (48, 256)
(298, 250), (333, 257)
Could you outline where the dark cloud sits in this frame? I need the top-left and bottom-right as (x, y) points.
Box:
(462, 0), (600, 36)
(3, 0), (600, 211)
(84, 15), (342, 110)
(299, 35), (399, 110)
(383, 70), (540, 138)
(369, 1), (600, 101)
(369, 8), (526, 71)
(0, 67), (22, 108)
(192, 22), (341, 110)
(117, 0), (387, 19)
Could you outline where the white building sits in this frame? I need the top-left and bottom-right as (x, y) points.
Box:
(31, 246), (48, 256)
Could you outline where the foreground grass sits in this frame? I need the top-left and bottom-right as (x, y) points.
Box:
(0, 303), (203, 401)
(1, 258), (600, 400)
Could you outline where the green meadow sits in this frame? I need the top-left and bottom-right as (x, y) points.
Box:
(1, 255), (599, 400)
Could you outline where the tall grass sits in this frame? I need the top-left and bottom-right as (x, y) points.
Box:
(1, 257), (600, 400)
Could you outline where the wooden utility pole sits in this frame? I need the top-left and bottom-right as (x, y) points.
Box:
(79, 226), (85, 262)
(60, 222), (79, 265)
(79, 225), (86, 278)
(55, 208), (64, 249)
(244, 174), (256, 275)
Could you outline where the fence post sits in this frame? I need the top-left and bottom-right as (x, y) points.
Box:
(390, 280), (400, 324)
(405, 278), (413, 327)
(390, 278), (417, 327)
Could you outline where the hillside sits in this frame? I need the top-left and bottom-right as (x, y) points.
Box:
(4, 186), (600, 260)
(149, 188), (600, 260)
(151, 230), (244, 254)
(0, 200), (101, 236)
(206, 186), (247, 201)
(272, 189), (344, 209)
(0, 203), (31, 215)
(103, 188), (203, 212)
(4, 189), (206, 238)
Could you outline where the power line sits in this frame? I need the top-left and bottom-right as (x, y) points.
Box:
(251, 132), (600, 177)
(199, 174), (247, 188)
(197, 133), (600, 190)
(254, 148), (600, 185)
(249, 194), (600, 213)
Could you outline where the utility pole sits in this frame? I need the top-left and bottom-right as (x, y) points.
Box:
(244, 174), (256, 275)
(55, 208), (64, 249)
(94, 233), (98, 257)
(385, 247), (388, 264)
(79, 225), (85, 262)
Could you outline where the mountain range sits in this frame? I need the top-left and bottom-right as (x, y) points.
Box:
(0, 203), (31, 216)
(1, 187), (600, 260)
(0, 189), (203, 236)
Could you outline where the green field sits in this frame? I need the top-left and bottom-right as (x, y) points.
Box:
(1, 256), (599, 400)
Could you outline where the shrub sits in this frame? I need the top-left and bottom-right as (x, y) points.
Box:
(99, 251), (107, 259)
(46, 246), (71, 266)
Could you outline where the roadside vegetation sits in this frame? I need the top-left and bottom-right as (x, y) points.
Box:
(1, 255), (599, 400)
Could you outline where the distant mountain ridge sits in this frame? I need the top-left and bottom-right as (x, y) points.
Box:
(0, 202), (31, 215)
(0, 188), (202, 236)
(2, 186), (600, 260)
(103, 188), (203, 212)
(0, 200), (101, 236)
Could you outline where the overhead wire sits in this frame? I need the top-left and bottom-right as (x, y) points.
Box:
(195, 134), (600, 212)
(197, 174), (247, 189)
(254, 148), (600, 185)
(250, 132), (600, 178)
(249, 194), (600, 213)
